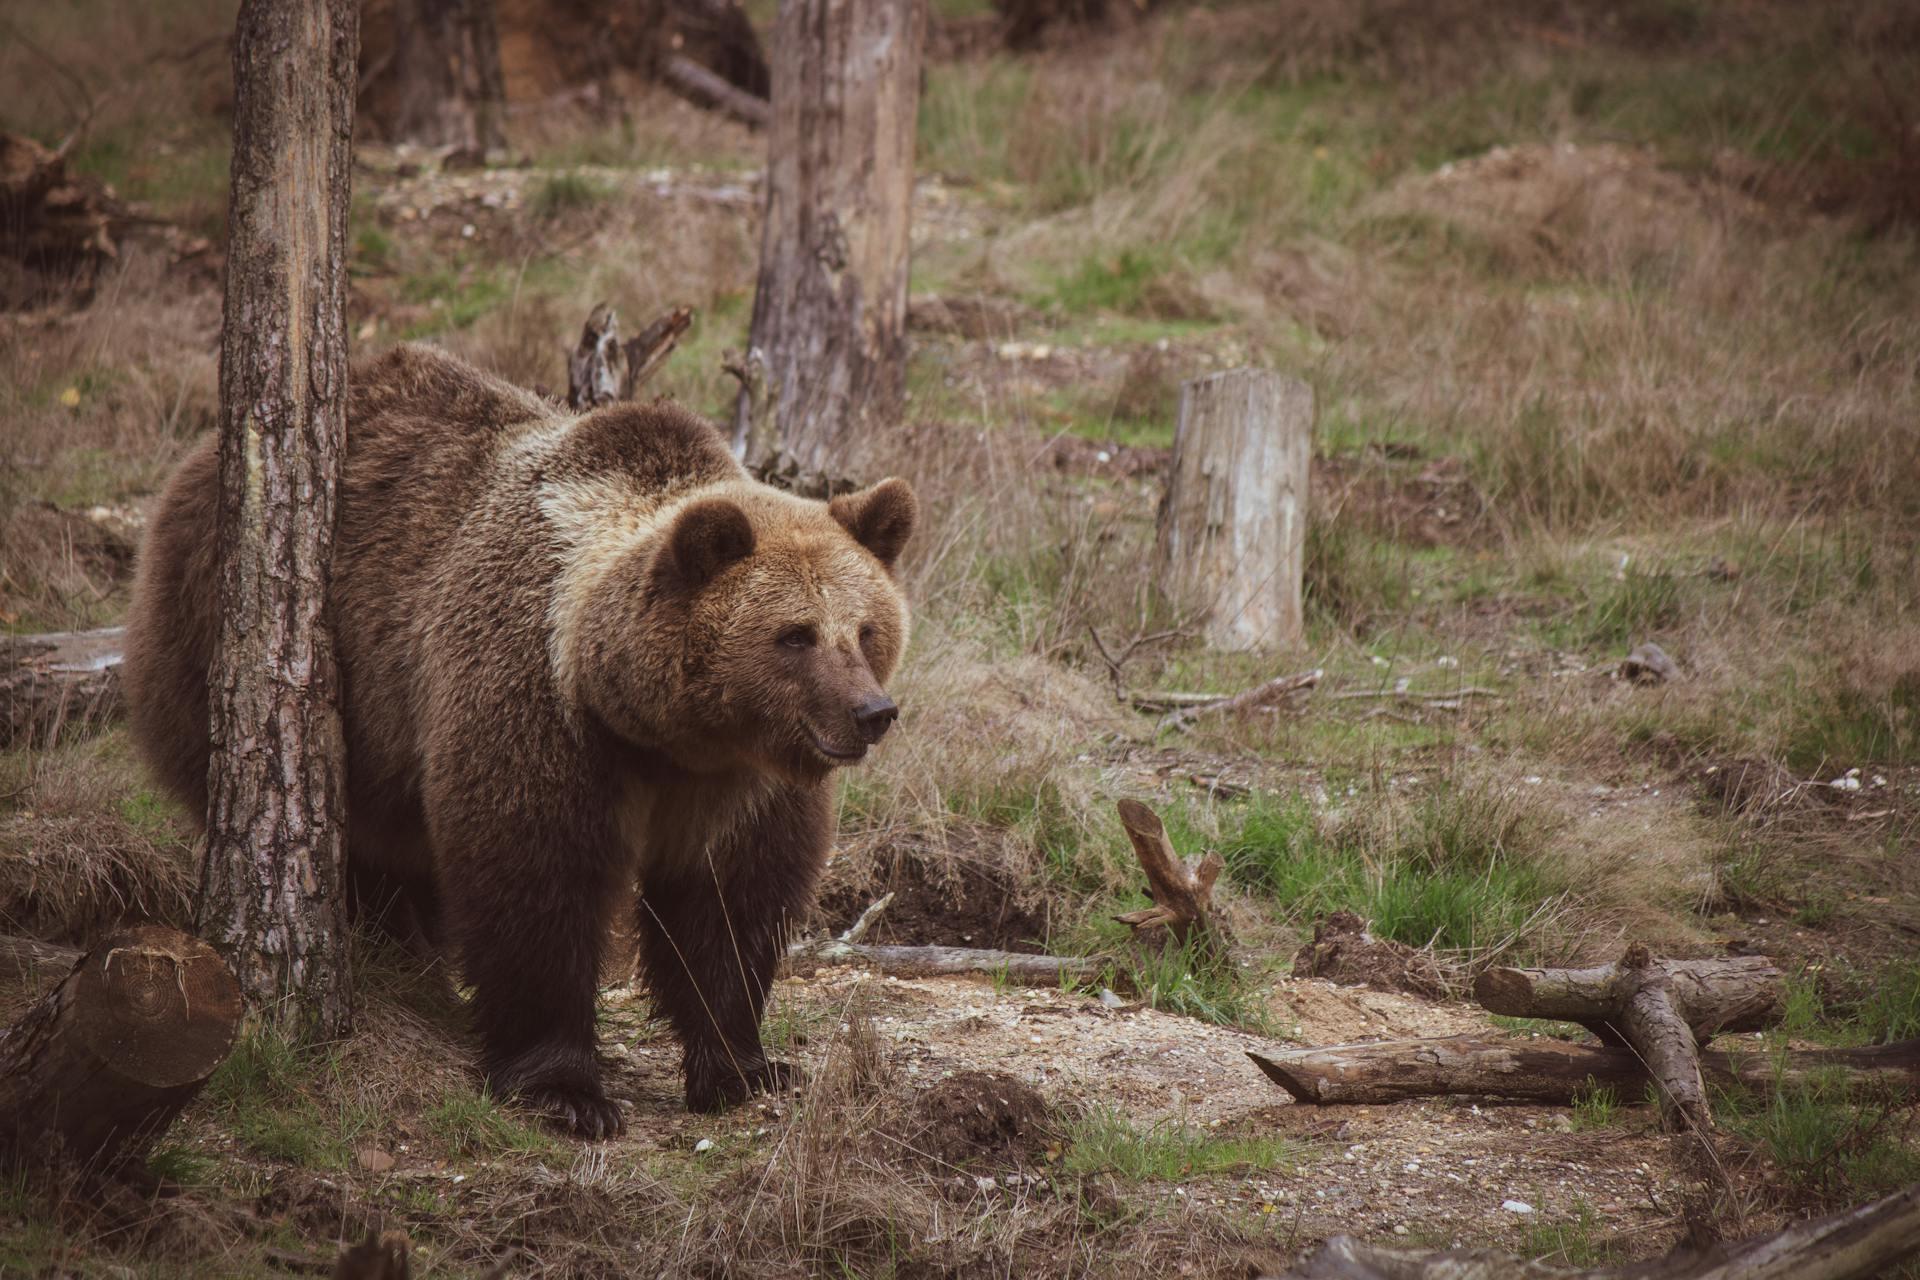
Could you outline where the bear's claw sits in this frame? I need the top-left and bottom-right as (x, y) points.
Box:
(525, 1083), (627, 1139)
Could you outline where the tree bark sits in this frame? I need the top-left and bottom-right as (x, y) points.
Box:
(202, 0), (358, 1041)
(734, 0), (925, 482)
(1268, 1181), (1920, 1279)
(1246, 1036), (1920, 1106)
(1474, 956), (1784, 1040)
(0, 926), (242, 1167)
(388, 0), (507, 154)
(1155, 368), (1313, 652)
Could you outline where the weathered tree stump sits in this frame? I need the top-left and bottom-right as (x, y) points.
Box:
(734, 0), (925, 482)
(1249, 1035), (1920, 1107)
(1154, 368), (1313, 652)
(1113, 799), (1224, 948)
(1268, 1180), (1920, 1279)
(0, 132), (120, 307)
(0, 926), (242, 1167)
(1, 626), (125, 749)
(384, 0), (507, 155)
(565, 302), (694, 410)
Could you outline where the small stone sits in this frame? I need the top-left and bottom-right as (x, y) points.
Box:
(355, 1146), (395, 1173)
(1502, 1200), (1534, 1214)
(694, 1138), (714, 1154)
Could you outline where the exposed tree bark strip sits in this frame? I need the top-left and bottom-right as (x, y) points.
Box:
(785, 939), (1100, 985)
(1247, 1036), (1920, 1106)
(1474, 956), (1783, 1038)
(1268, 1181), (1920, 1279)
(735, 0), (925, 481)
(201, 0), (359, 1039)
(1154, 368), (1313, 652)
(1113, 798), (1222, 944)
(0, 926), (242, 1167)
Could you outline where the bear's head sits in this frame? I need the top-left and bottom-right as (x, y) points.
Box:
(579, 477), (917, 780)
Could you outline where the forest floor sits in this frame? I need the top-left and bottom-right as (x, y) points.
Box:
(4, 0), (1920, 1276)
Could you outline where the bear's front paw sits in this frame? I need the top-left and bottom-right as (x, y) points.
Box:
(686, 1057), (802, 1112)
(523, 1081), (627, 1139)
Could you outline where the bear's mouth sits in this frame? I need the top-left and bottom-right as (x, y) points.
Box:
(807, 733), (868, 763)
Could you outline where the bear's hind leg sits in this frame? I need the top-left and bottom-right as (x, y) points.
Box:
(636, 783), (828, 1112)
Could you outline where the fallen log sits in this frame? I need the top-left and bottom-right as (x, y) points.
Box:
(0, 925), (242, 1167)
(784, 938), (1100, 985)
(661, 54), (771, 128)
(1246, 1035), (1920, 1106)
(1, 625), (126, 749)
(0, 933), (83, 986)
(1113, 798), (1223, 946)
(1158, 668), (1322, 733)
(1268, 1179), (1920, 1279)
(1474, 955), (1783, 1040)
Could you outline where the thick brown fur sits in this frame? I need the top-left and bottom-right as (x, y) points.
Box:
(122, 343), (915, 1136)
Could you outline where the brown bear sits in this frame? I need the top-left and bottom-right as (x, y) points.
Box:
(122, 343), (915, 1137)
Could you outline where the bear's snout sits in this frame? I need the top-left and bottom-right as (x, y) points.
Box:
(852, 694), (898, 745)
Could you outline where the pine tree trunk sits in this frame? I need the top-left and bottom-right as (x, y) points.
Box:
(390, 0), (507, 154)
(1155, 368), (1313, 652)
(734, 0), (924, 482)
(201, 0), (358, 1041)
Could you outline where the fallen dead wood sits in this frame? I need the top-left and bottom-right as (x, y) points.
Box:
(1, 131), (121, 307)
(0, 933), (83, 986)
(1268, 1179), (1920, 1279)
(1, 625), (126, 749)
(661, 54), (770, 128)
(1326, 686), (1504, 704)
(1474, 955), (1784, 1039)
(1113, 798), (1223, 945)
(1158, 668), (1322, 733)
(565, 302), (695, 410)
(783, 938), (1100, 985)
(0, 925), (242, 1167)
(1246, 1035), (1920, 1106)
(1474, 945), (1781, 1131)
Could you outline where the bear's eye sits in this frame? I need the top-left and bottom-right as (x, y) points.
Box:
(777, 625), (816, 650)
(858, 623), (877, 647)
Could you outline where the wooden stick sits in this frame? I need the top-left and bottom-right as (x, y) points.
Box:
(1113, 799), (1221, 943)
(783, 938), (1099, 985)
(1159, 668), (1322, 733)
(621, 305), (694, 396)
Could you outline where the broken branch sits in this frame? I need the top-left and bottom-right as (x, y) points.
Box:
(1158, 668), (1322, 733)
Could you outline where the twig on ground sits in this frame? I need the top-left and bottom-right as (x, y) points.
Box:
(838, 892), (894, 945)
(1158, 668), (1323, 733)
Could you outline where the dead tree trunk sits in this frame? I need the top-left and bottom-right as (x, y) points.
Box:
(1270, 1181), (1920, 1280)
(388, 0), (507, 154)
(202, 0), (359, 1040)
(1248, 1036), (1920, 1106)
(565, 302), (694, 410)
(732, 0), (925, 484)
(0, 926), (242, 1167)
(1472, 946), (1783, 1131)
(1154, 368), (1313, 652)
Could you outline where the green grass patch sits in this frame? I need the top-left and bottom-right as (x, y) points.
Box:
(1571, 1080), (1626, 1131)
(423, 1086), (556, 1159)
(1522, 1200), (1622, 1267)
(530, 171), (611, 220)
(1063, 1106), (1298, 1182)
(1716, 1070), (1920, 1203)
(205, 1030), (370, 1170)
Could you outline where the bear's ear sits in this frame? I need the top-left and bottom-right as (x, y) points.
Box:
(661, 498), (755, 589)
(829, 477), (917, 572)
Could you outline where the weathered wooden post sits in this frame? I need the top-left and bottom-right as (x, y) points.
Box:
(732, 0), (925, 483)
(1153, 368), (1312, 652)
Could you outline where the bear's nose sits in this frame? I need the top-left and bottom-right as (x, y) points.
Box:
(853, 695), (898, 744)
